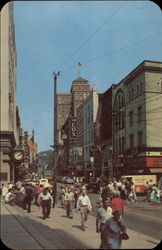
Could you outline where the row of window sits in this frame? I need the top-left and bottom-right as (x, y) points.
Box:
(128, 81), (143, 101)
(115, 130), (143, 153)
(130, 131), (143, 149)
(129, 105), (143, 126)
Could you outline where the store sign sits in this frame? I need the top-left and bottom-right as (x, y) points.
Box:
(146, 157), (162, 167)
(71, 117), (77, 138)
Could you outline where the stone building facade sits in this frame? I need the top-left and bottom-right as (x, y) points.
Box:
(60, 77), (92, 176)
(77, 85), (99, 179)
(0, 2), (20, 183)
(94, 86), (113, 179)
(112, 60), (162, 178)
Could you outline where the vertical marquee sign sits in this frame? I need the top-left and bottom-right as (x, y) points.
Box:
(71, 117), (77, 139)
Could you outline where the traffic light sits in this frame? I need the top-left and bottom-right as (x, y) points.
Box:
(89, 147), (93, 157)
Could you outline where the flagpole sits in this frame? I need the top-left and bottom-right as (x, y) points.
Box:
(77, 62), (82, 77)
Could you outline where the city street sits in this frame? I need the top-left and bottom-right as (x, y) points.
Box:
(57, 183), (162, 242)
(1, 196), (161, 250)
(88, 193), (162, 241)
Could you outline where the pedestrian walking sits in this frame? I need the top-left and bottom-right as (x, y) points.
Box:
(96, 198), (113, 249)
(157, 187), (161, 205)
(65, 187), (75, 218)
(77, 189), (92, 231)
(74, 185), (80, 209)
(120, 182), (126, 201)
(59, 186), (65, 207)
(125, 180), (132, 204)
(150, 185), (158, 205)
(101, 184), (111, 202)
(23, 184), (34, 213)
(130, 182), (137, 204)
(143, 182), (151, 202)
(49, 187), (55, 208)
(111, 192), (124, 217)
(102, 210), (127, 249)
(38, 187), (53, 220)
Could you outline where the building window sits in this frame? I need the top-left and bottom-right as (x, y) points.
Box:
(131, 89), (134, 99)
(129, 90), (131, 101)
(121, 96), (124, 107)
(138, 131), (143, 147)
(122, 112), (125, 129)
(122, 136), (125, 153)
(137, 106), (143, 122)
(137, 84), (140, 96)
(140, 82), (143, 94)
(130, 134), (134, 149)
(129, 111), (134, 126)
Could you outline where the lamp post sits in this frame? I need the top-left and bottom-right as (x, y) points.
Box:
(52, 71), (60, 206)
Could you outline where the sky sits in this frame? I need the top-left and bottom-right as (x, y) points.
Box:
(12, 0), (162, 153)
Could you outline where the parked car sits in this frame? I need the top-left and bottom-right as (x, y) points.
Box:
(66, 178), (75, 184)
(29, 180), (40, 186)
(61, 177), (69, 184)
(39, 178), (50, 187)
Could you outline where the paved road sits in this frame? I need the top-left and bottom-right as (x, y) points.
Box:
(87, 192), (162, 241)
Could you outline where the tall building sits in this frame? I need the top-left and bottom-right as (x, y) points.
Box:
(76, 85), (99, 179)
(70, 77), (92, 116)
(0, 2), (19, 183)
(112, 60), (162, 179)
(59, 77), (92, 175)
(56, 93), (71, 144)
(94, 86), (113, 178)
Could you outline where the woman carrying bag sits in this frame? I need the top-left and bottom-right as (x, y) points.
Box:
(102, 210), (129, 249)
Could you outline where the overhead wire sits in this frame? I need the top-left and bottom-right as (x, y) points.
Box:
(61, 32), (162, 73)
(60, 2), (127, 69)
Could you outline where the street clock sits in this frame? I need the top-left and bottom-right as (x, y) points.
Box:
(13, 150), (24, 162)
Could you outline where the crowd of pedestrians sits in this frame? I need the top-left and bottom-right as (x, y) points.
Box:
(100, 179), (138, 204)
(0, 177), (162, 249)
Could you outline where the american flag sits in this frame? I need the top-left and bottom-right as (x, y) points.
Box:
(78, 62), (82, 66)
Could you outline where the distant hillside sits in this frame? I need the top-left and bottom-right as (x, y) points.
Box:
(38, 150), (54, 168)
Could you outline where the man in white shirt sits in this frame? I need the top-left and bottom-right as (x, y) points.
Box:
(96, 198), (112, 249)
(77, 189), (92, 231)
(2, 184), (8, 200)
(5, 189), (16, 205)
(8, 182), (13, 189)
(65, 187), (75, 218)
(38, 187), (53, 220)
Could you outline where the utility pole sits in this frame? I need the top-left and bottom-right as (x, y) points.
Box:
(53, 71), (60, 207)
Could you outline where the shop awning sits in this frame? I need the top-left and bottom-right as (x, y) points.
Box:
(149, 168), (162, 174)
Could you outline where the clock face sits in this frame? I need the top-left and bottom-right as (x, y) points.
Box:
(14, 151), (23, 160)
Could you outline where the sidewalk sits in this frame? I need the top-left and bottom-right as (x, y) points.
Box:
(1, 201), (160, 249)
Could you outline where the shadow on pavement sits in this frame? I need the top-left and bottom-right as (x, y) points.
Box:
(1, 213), (93, 249)
(72, 225), (83, 231)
